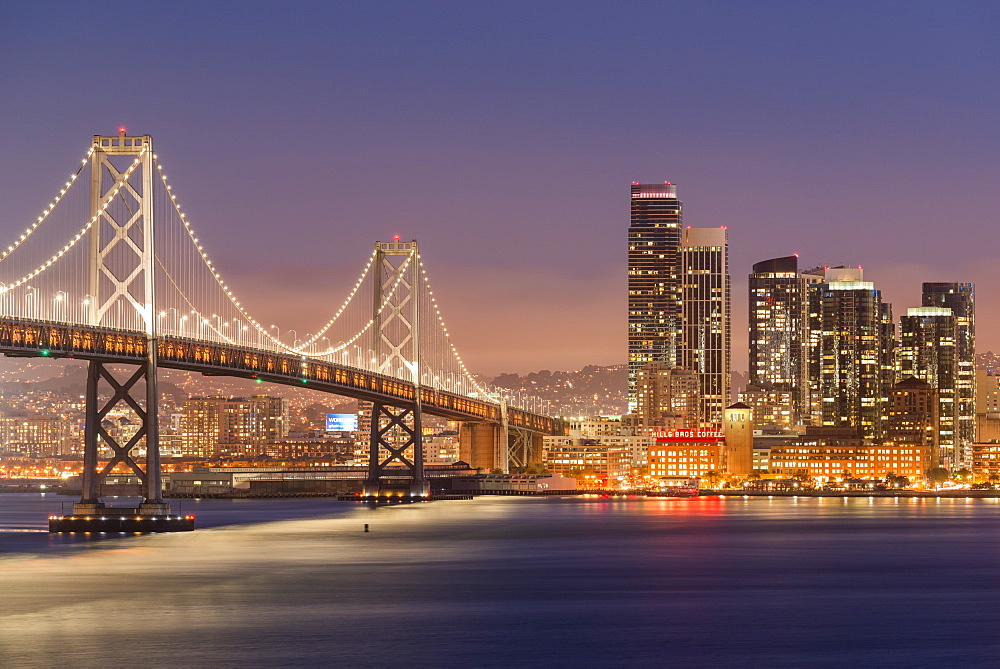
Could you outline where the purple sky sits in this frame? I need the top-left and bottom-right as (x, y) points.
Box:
(1, 1), (998, 374)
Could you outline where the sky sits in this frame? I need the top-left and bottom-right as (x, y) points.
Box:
(1, 1), (998, 375)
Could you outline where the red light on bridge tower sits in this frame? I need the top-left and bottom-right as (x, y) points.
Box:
(118, 127), (126, 135)
(393, 234), (400, 241)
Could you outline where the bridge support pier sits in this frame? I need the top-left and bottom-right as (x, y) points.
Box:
(460, 423), (544, 473)
(363, 402), (429, 498)
(51, 357), (192, 532)
(460, 422), (502, 472)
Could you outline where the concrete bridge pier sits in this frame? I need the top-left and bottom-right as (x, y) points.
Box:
(459, 422), (544, 473)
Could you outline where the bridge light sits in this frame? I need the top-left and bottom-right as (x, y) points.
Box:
(40, 350), (50, 356)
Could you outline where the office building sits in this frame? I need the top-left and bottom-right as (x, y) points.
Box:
(922, 283), (975, 466)
(738, 384), (797, 431)
(628, 182), (683, 410)
(807, 268), (895, 441)
(899, 308), (956, 466)
(748, 255), (822, 423)
(634, 362), (700, 432)
(680, 227), (730, 428)
(884, 376), (939, 468)
(181, 395), (289, 458)
(646, 428), (725, 480)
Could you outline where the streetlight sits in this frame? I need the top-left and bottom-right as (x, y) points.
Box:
(54, 291), (66, 322)
(24, 286), (35, 320)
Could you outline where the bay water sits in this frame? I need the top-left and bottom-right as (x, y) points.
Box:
(2, 493), (1000, 666)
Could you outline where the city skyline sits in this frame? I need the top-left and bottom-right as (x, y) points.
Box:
(2, 2), (999, 374)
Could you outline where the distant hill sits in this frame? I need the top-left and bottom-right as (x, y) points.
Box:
(489, 364), (750, 417)
(978, 351), (1000, 371)
(490, 364), (628, 416)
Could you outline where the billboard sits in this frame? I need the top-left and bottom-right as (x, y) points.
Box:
(326, 414), (358, 432)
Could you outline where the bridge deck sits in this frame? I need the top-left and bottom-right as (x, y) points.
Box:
(0, 317), (564, 435)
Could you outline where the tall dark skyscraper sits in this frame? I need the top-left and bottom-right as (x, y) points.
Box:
(680, 227), (730, 428)
(808, 268), (896, 440)
(628, 182), (683, 410)
(899, 307), (957, 466)
(748, 255), (820, 424)
(920, 282), (975, 466)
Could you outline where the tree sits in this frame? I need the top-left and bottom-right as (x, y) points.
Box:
(927, 467), (950, 487)
(887, 474), (910, 489)
(954, 467), (973, 481)
(702, 470), (724, 488)
(746, 471), (762, 482)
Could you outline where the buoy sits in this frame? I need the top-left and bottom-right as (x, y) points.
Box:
(364, 523), (369, 532)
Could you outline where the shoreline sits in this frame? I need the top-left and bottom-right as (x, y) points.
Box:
(704, 489), (1000, 498)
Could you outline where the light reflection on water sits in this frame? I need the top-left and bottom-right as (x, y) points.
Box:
(2, 493), (1000, 666)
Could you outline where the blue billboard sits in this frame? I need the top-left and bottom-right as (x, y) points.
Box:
(326, 414), (358, 432)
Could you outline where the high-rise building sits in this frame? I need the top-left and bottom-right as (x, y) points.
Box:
(922, 283), (975, 466)
(899, 307), (957, 466)
(181, 395), (288, 458)
(884, 376), (939, 469)
(808, 268), (895, 441)
(748, 255), (821, 424)
(680, 227), (730, 428)
(628, 182), (683, 410)
(634, 362), (700, 432)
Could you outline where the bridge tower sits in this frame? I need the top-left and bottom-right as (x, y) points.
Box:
(77, 129), (165, 512)
(363, 239), (430, 497)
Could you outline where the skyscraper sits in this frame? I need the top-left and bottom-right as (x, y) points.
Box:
(181, 395), (289, 458)
(922, 283), (975, 467)
(808, 268), (895, 441)
(634, 362), (700, 431)
(884, 376), (940, 473)
(747, 255), (821, 424)
(680, 227), (730, 428)
(899, 307), (957, 466)
(628, 182), (683, 410)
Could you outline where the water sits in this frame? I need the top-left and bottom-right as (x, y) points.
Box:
(2, 493), (1000, 667)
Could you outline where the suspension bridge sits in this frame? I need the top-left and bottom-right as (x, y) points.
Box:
(0, 130), (563, 530)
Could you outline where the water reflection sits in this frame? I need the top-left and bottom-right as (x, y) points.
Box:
(2, 494), (1000, 665)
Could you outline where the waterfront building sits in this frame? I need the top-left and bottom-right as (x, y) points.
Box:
(543, 434), (651, 485)
(264, 437), (355, 461)
(767, 427), (866, 479)
(922, 283), (975, 467)
(883, 376), (939, 471)
(0, 417), (77, 456)
(722, 403), (753, 477)
(628, 182), (683, 410)
(807, 267), (895, 441)
(748, 255), (822, 424)
(680, 227), (731, 428)
(899, 308), (956, 465)
(633, 362), (700, 433)
(765, 424), (931, 481)
(971, 442), (1000, 478)
(646, 428), (724, 480)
